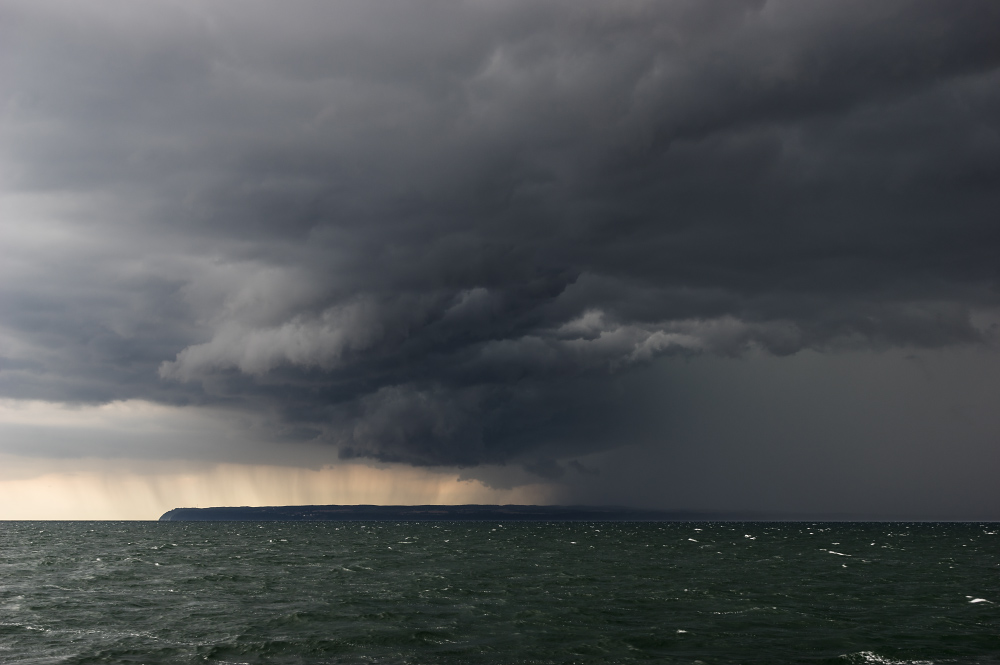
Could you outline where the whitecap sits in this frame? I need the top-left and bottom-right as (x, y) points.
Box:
(842, 650), (932, 664)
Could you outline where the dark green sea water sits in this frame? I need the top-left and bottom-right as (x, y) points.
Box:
(0, 522), (997, 664)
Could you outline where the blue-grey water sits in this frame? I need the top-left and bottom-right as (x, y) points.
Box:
(1, 522), (998, 664)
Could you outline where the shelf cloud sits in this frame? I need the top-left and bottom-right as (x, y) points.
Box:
(2, 0), (999, 475)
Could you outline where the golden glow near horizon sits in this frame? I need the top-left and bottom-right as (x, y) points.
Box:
(0, 400), (558, 520)
(0, 459), (557, 520)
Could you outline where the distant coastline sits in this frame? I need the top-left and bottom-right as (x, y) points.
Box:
(156, 504), (886, 522)
(159, 504), (721, 522)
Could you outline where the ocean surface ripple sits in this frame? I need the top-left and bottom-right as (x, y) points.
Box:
(0, 521), (997, 664)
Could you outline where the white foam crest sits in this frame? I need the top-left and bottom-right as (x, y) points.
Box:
(842, 650), (933, 665)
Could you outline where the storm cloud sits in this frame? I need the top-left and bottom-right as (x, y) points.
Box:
(2, 0), (1000, 469)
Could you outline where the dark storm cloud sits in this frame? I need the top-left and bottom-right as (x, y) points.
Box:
(2, 0), (999, 466)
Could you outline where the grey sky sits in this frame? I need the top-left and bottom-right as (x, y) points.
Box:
(2, 0), (999, 516)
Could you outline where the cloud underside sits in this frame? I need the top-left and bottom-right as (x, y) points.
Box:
(2, 0), (999, 466)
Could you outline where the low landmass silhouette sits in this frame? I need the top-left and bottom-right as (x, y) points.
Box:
(160, 504), (824, 522)
(159, 504), (728, 521)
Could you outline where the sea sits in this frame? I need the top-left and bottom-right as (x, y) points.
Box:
(0, 521), (997, 664)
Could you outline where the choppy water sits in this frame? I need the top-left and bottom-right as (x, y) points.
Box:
(0, 521), (998, 664)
